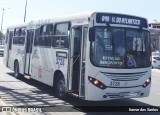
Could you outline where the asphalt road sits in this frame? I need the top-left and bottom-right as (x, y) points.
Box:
(0, 57), (160, 115)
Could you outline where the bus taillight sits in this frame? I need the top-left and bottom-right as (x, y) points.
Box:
(88, 76), (107, 90)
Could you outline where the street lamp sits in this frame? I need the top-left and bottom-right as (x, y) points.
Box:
(24, 0), (27, 22)
(1, 8), (10, 32)
(1, 8), (4, 31)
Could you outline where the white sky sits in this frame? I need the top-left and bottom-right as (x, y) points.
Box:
(0, 0), (159, 32)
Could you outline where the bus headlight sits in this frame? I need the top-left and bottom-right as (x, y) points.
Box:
(142, 77), (151, 88)
(88, 76), (107, 90)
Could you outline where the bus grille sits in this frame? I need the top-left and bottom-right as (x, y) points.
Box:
(100, 71), (148, 81)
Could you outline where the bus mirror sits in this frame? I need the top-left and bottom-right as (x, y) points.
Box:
(139, 26), (143, 33)
(89, 28), (95, 41)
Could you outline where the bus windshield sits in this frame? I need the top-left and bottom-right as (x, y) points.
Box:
(91, 27), (151, 68)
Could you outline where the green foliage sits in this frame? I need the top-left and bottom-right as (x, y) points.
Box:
(0, 31), (5, 39)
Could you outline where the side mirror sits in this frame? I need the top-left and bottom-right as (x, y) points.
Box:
(89, 27), (95, 41)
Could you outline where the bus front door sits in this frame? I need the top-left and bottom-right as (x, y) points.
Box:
(69, 26), (86, 97)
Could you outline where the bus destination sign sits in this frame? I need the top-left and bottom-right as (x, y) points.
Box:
(96, 13), (148, 28)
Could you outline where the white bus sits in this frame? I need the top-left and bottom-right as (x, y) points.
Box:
(4, 12), (151, 101)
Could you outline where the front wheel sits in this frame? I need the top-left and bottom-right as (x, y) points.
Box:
(55, 74), (66, 99)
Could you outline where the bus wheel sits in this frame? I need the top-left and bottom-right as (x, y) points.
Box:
(55, 74), (66, 99)
(14, 61), (20, 79)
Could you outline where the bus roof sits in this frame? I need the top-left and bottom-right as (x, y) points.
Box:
(6, 11), (148, 29)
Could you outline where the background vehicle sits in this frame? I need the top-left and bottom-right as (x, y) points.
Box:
(0, 45), (4, 56)
(152, 51), (160, 57)
(152, 51), (160, 69)
(3, 12), (151, 101)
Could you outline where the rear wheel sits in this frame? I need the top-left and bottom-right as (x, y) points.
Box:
(14, 61), (21, 79)
(55, 74), (66, 99)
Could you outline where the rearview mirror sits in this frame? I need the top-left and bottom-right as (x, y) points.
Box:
(89, 27), (95, 41)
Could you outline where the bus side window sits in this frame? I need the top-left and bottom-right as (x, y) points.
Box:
(15, 28), (20, 36)
(34, 28), (40, 46)
(46, 24), (53, 35)
(39, 25), (52, 47)
(13, 28), (20, 45)
(21, 28), (26, 36)
(19, 28), (26, 45)
(40, 25), (47, 35)
(53, 23), (69, 48)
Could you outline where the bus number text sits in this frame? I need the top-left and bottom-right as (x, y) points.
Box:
(110, 81), (120, 87)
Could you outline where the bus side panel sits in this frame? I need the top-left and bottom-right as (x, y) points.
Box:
(30, 46), (41, 81)
(31, 46), (55, 86)
(52, 49), (69, 87)
(10, 45), (25, 74)
(30, 45), (68, 87)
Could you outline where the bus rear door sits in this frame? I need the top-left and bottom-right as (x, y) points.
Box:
(6, 31), (13, 67)
(24, 30), (34, 75)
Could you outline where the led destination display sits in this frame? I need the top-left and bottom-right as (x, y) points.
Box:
(96, 13), (148, 28)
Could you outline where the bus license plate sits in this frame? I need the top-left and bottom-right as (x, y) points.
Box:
(110, 81), (120, 87)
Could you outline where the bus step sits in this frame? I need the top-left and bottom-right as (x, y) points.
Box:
(71, 93), (79, 97)
(24, 75), (31, 79)
(69, 92), (85, 99)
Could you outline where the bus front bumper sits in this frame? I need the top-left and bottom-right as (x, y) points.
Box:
(85, 84), (151, 101)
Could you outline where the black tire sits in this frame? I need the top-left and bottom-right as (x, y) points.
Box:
(14, 61), (21, 79)
(55, 74), (66, 99)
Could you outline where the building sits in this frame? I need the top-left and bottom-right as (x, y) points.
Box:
(149, 22), (160, 29)
(148, 21), (160, 52)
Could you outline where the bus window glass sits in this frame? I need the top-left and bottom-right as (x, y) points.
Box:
(21, 28), (26, 36)
(91, 27), (125, 67)
(39, 36), (51, 47)
(39, 25), (52, 47)
(47, 24), (53, 35)
(13, 37), (18, 44)
(55, 23), (69, 35)
(15, 28), (20, 36)
(52, 23), (69, 48)
(40, 25), (47, 35)
(91, 27), (150, 68)
(126, 30), (150, 67)
(18, 37), (25, 45)
(34, 28), (40, 46)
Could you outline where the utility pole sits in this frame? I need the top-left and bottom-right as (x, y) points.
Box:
(24, 0), (27, 22)
(1, 8), (4, 31)
(0, 8), (10, 32)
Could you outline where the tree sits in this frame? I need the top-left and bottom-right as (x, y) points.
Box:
(0, 31), (5, 45)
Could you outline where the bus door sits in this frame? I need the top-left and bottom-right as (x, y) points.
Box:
(24, 30), (34, 75)
(69, 26), (86, 97)
(7, 31), (13, 67)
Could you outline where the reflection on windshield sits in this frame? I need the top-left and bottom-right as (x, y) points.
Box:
(91, 27), (151, 68)
(0, 46), (4, 49)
